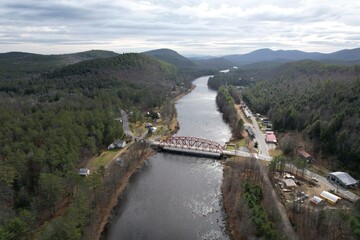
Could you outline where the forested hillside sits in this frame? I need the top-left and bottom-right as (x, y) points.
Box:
(242, 61), (360, 175)
(0, 50), (119, 79)
(0, 53), (190, 239)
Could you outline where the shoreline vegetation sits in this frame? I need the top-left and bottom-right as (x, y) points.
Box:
(92, 85), (196, 238)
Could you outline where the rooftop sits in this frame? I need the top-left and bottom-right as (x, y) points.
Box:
(266, 132), (277, 143)
(330, 171), (358, 186)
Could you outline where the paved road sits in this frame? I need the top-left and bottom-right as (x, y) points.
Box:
(241, 105), (269, 157)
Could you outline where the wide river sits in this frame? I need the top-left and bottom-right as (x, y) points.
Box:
(104, 76), (232, 240)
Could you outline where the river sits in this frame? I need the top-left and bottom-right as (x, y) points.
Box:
(104, 76), (232, 240)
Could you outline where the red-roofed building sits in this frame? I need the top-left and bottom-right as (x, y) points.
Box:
(297, 148), (315, 163)
(265, 131), (277, 144)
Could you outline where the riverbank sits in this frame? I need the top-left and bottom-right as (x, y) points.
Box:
(85, 143), (155, 240)
(92, 85), (196, 239)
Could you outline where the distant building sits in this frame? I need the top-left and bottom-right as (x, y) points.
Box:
(265, 131), (277, 144)
(79, 168), (90, 176)
(327, 172), (358, 188)
(297, 148), (315, 163)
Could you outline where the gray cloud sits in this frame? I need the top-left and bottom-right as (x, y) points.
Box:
(0, 0), (359, 55)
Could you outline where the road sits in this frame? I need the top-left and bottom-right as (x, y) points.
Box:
(120, 109), (132, 137)
(240, 104), (268, 156)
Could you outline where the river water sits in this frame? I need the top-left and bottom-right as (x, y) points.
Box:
(105, 76), (232, 240)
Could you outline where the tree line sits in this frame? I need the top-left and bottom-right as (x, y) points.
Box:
(243, 61), (360, 176)
(215, 86), (244, 139)
(0, 53), (191, 239)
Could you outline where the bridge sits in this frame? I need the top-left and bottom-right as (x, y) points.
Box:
(157, 136), (223, 156)
(150, 136), (273, 160)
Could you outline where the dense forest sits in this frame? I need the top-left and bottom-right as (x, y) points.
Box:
(216, 86), (244, 138)
(241, 61), (360, 175)
(0, 52), (191, 239)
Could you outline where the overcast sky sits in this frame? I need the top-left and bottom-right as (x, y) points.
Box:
(1, 0), (359, 55)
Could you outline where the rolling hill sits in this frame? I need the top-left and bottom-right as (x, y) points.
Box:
(0, 50), (119, 79)
(223, 48), (360, 65)
(142, 48), (195, 69)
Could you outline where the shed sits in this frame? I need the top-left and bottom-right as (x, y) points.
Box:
(310, 196), (324, 205)
(282, 179), (297, 189)
(297, 149), (315, 163)
(320, 191), (341, 204)
(326, 172), (358, 188)
(79, 168), (90, 176)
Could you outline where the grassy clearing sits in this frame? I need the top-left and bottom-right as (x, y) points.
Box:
(228, 138), (248, 148)
(87, 149), (122, 172)
(269, 148), (282, 158)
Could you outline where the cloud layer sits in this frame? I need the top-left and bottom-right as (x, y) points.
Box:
(0, 0), (359, 55)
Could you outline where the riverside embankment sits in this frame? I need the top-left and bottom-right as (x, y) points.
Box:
(102, 76), (232, 240)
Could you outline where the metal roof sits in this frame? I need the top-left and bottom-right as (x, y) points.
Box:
(320, 191), (341, 204)
(329, 172), (358, 186)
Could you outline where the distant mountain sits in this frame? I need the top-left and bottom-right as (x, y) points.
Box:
(191, 57), (235, 70)
(319, 48), (360, 61)
(223, 48), (323, 65)
(222, 48), (360, 65)
(142, 48), (195, 69)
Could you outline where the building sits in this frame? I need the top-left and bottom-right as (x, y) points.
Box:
(326, 172), (358, 188)
(79, 168), (90, 176)
(320, 191), (341, 204)
(310, 196), (324, 205)
(245, 126), (255, 138)
(282, 179), (297, 189)
(108, 139), (126, 150)
(241, 106), (252, 118)
(265, 131), (277, 144)
(297, 148), (315, 163)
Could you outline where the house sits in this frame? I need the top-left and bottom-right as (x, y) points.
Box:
(326, 172), (358, 188)
(108, 139), (126, 150)
(282, 179), (297, 189)
(114, 139), (126, 148)
(297, 148), (315, 163)
(265, 131), (277, 144)
(245, 126), (255, 138)
(320, 190), (341, 204)
(79, 168), (90, 176)
(242, 107), (252, 119)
